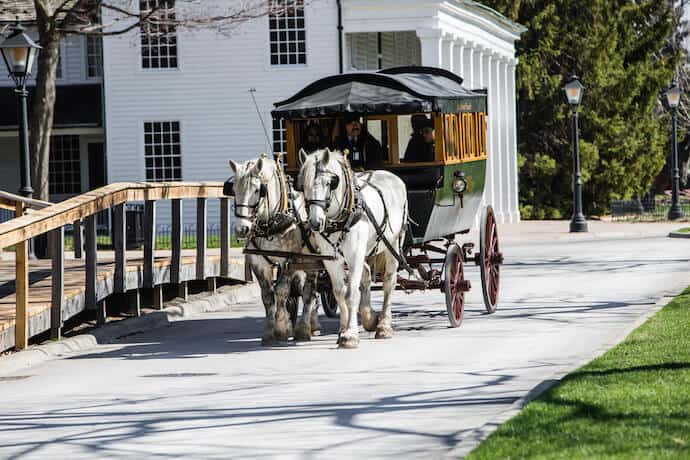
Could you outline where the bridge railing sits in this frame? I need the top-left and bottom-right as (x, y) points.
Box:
(0, 182), (235, 351)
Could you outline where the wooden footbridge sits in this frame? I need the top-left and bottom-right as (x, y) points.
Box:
(0, 183), (248, 352)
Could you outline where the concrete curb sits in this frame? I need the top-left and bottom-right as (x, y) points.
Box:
(446, 293), (680, 459)
(0, 282), (260, 377)
(668, 231), (690, 239)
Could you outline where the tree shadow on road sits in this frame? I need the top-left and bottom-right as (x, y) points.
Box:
(0, 367), (534, 459)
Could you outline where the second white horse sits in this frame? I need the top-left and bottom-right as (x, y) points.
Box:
(298, 148), (408, 348)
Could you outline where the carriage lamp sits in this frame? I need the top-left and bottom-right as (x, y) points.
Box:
(664, 80), (683, 220)
(564, 75), (588, 232)
(452, 171), (468, 194)
(0, 23), (41, 199)
(564, 75), (585, 108)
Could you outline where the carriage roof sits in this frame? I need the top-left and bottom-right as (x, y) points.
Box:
(272, 66), (486, 119)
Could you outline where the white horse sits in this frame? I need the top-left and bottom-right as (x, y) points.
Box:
(228, 156), (320, 344)
(298, 148), (409, 348)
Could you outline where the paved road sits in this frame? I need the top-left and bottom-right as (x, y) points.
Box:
(1, 231), (689, 459)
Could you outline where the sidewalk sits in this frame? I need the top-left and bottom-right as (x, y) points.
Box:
(494, 220), (683, 245)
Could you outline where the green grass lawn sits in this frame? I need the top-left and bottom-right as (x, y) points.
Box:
(467, 287), (690, 459)
(676, 227), (690, 234)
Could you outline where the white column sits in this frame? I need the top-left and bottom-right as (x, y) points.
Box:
(487, 52), (505, 223)
(507, 60), (520, 221)
(417, 29), (443, 67)
(491, 54), (504, 223)
(464, 42), (474, 88)
(453, 38), (464, 77)
(442, 37), (454, 71)
(474, 45), (484, 91)
(480, 48), (495, 210)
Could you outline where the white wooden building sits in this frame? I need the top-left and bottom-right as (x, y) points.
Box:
(99, 0), (525, 224)
(0, 26), (105, 206)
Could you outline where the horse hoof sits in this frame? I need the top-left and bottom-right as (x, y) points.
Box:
(337, 333), (360, 349)
(274, 331), (291, 342)
(360, 309), (379, 332)
(274, 322), (293, 342)
(261, 335), (275, 346)
(294, 324), (312, 342)
(375, 326), (393, 339)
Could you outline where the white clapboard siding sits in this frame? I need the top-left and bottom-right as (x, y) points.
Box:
(102, 0), (339, 225)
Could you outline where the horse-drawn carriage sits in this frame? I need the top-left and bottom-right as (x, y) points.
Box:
(225, 66), (503, 346)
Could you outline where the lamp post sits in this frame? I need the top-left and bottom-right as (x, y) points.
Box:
(0, 23), (41, 198)
(564, 75), (588, 232)
(664, 80), (683, 220)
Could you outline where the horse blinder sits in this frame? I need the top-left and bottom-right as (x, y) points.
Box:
(223, 178), (235, 196)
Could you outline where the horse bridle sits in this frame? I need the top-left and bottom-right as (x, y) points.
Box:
(305, 158), (356, 224)
(233, 161), (289, 222)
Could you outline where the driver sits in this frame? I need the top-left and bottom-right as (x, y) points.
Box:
(335, 113), (383, 169)
(403, 115), (435, 163)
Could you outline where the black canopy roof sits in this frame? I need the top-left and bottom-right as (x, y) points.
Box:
(272, 66), (486, 119)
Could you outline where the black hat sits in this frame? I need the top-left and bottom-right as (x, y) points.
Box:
(411, 114), (433, 131)
(343, 112), (361, 124)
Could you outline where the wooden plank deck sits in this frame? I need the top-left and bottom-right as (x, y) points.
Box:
(0, 249), (247, 351)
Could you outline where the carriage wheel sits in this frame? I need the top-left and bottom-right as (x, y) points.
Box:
(320, 290), (338, 318)
(444, 243), (469, 328)
(479, 206), (502, 313)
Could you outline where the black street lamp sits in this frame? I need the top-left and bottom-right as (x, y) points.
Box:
(564, 75), (588, 233)
(0, 23), (41, 198)
(664, 80), (683, 220)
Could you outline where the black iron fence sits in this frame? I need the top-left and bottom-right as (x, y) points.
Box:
(0, 208), (14, 224)
(155, 223), (224, 250)
(611, 197), (690, 221)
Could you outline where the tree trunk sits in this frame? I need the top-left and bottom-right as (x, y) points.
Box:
(29, 7), (60, 202)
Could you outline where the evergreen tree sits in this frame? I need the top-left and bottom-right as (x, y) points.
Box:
(482, 0), (681, 218)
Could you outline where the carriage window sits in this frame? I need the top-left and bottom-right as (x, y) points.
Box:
(397, 115), (414, 161)
(289, 119), (337, 156)
(397, 114), (436, 163)
(365, 119), (391, 162)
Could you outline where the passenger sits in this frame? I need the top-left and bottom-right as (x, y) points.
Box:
(403, 115), (435, 163)
(302, 122), (322, 154)
(335, 113), (383, 169)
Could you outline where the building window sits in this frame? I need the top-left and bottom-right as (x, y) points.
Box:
(272, 118), (287, 155)
(144, 121), (182, 181)
(346, 31), (421, 71)
(49, 135), (82, 194)
(269, 0), (306, 65)
(140, 0), (177, 69)
(86, 36), (102, 78)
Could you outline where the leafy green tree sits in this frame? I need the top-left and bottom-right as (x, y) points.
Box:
(483, 0), (682, 218)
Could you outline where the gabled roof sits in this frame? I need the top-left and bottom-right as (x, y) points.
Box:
(273, 66), (486, 118)
(452, 0), (527, 34)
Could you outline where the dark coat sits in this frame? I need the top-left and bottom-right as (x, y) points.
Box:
(403, 135), (435, 163)
(336, 132), (384, 169)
